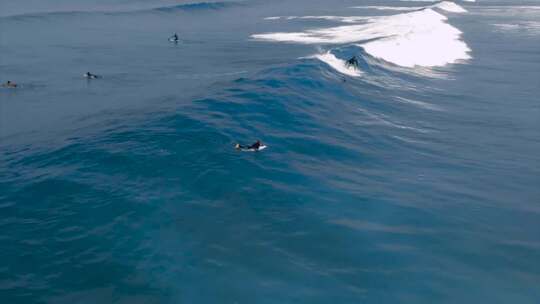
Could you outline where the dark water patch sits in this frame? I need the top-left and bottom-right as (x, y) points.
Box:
(0, 1), (240, 21)
(153, 1), (240, 13)
(0, 10), (99, 22)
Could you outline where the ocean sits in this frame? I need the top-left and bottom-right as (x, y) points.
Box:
(1, 0), (539, 303)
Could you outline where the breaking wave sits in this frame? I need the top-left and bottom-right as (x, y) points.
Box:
(253, 1), (471, 74)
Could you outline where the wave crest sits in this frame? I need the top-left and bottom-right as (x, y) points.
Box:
(253, 2), (471, 68)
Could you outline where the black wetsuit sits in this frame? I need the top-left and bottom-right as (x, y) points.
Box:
(347, 57), (358, 68)
(248, 141), (261, 150)
(238, 141), (261, 150)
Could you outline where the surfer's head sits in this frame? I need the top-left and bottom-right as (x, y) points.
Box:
(235, 143), (241, 149)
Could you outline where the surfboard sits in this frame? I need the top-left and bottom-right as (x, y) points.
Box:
(240, 145), (267, 152)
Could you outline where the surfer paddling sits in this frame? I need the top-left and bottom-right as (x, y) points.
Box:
(84, 72), (100, 79)
(235, 140), (265, 151)
(2, 80), (18, 88)
(169, 33), (179, 43)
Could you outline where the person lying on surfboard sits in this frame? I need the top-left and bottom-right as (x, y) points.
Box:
(235, 140), (264, 151)
(169, 33), (179, 42)
(2, 80), (17, 88)
(84, 72), (100, 79)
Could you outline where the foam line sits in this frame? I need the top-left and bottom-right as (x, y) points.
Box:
(265, 15), (370, 23)
(351, 6), (420, 11)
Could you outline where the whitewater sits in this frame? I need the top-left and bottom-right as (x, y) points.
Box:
(254, 1), (471, 70)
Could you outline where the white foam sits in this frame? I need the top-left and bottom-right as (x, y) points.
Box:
(493, 21), (540, 35)
(298, 15), (371, 23)
(351, 6), (420, 11)
(493, 23), (520, 30)
(475, 6), (540, 17)
(355, 2), (467, 13)
(432, 1), (467, 13)
(252, 7), (471, 68)
(265, 15), (370, 23)
(313, 52), (362, 77)
(361, 9), (470, 67)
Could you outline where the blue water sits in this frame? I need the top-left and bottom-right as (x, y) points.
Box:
(1, 0), (539, 303)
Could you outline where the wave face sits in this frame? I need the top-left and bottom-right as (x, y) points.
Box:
(2, 0), (540, 303)
(313, 52), (363, 76)
(254, 1), (471, 70)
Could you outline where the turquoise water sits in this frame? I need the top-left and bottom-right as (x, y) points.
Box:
(1, 0), (539, 303)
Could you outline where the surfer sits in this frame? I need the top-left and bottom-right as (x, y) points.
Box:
(84, 72), (99, 79)
(2, 80), (17, 88)
(170, 33), (179, 42)
(346, 56), (358, 69)
(235, 140), (263, 151)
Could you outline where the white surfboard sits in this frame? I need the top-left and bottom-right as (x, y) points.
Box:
(240, 145), (267, 152)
